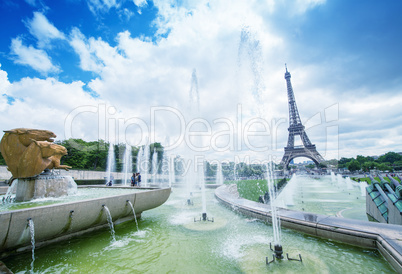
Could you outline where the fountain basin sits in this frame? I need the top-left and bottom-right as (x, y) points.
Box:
(215, 184), (402, 272)
(0, 187), (171, 258)
(15, 175), (77, 202)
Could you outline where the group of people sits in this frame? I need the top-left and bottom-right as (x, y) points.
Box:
(131, 172), (141, 186)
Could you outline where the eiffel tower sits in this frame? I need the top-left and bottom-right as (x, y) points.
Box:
(280, 65), (325, 169)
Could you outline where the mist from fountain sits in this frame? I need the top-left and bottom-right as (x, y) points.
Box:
(136, 146), (143, 173)
(331, 171), (336, 183)
(360, 181), (368, 197)
(276, 175), (366, 220)
(106, 143), (115, 184)
(161, 152), (168, 187)
(336, 174), (344, 188)
(180, 69), (207, 214)
(152, 148), (158, 186)
(345, 177), (353, 190)
(2, 180), (18, 203)
(168, 155), (175, 187)
(275, 174), (297, 207)
(143, 145), (150, 187)
(123, 144), (132, 186)
(266, 161), (281, 246)
(137, 145), (149, 187)
(216, 162), (224, 185)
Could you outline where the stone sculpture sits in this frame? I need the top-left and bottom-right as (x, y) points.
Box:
(0, 128), (71, 178)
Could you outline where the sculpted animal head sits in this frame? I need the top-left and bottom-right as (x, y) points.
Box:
(3, 128), (56, 146)
(33, 140), (68, 158)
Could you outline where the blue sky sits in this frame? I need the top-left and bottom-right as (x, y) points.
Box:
(1, 0), (402, 163)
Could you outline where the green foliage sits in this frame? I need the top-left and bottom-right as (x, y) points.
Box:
(347, 160), (361, 172)
(336, 151), (402, 172)
(362, 161), (376, 172)
(356, 155), (374, 164)
(338, 157), (354, 168)
(54, 139), (157, 172)
(377, 152), (402, 164)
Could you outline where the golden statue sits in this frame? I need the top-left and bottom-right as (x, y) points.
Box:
(0, 128), (72, 178)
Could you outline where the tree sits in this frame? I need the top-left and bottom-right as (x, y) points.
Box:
(362, 161), (376, 172)
(338, 157), (354, 168)
(377, 152), (402, 164)
(376, 163), (391, 171)
(347, 160), (361, 172)
(306, 164), (315, 169)
(356, 155), (374, 164)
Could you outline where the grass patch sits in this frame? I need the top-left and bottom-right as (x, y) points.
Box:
(225, 179), (287, 202)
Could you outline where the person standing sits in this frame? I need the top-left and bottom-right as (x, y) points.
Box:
(137, 172), (141, 186)
(131, 173), (136, 186)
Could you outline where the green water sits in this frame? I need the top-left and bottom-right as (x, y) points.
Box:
(2, 188), (395, 273)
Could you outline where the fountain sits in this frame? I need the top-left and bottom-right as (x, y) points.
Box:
(265, 161), (283, 263)
(142, 145), (150, 187)
(2, 179), (18, 203)
(136, 145), (150, 187)
(331, 171), (336, 182)
(216, 161), (224, 185)
(136, 146), (143, 173)
(27, 218), (35, 273)
(0, 128), (171, 267)
(126, 200), (139, 231)
(360, 180), (368, 197)
(275, 174), (366, 220)
(2, 186), (396, 273)
(123, 144), (132, 186)
(152, 147), (158, 186)
(169, 156), (175, 187)
(345, 176), (354, 189)
(102, 205), (116, 242)
(106, 142), (115, 185)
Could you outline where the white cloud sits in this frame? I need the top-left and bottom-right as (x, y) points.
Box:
(133, 0), (147, 7)
(87, 0), (120, 15)
(0, 66), (102, 140)
(25, 12), (66, 48)
(10, 37), (60, 75)
(0, 64), (11, 93)
(0, 64), (11, 112)
(69, 28), (105, 73)
(24, 0), (36, 7)
(3, 0), (401, 163)
(293, 0), (326, 15)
